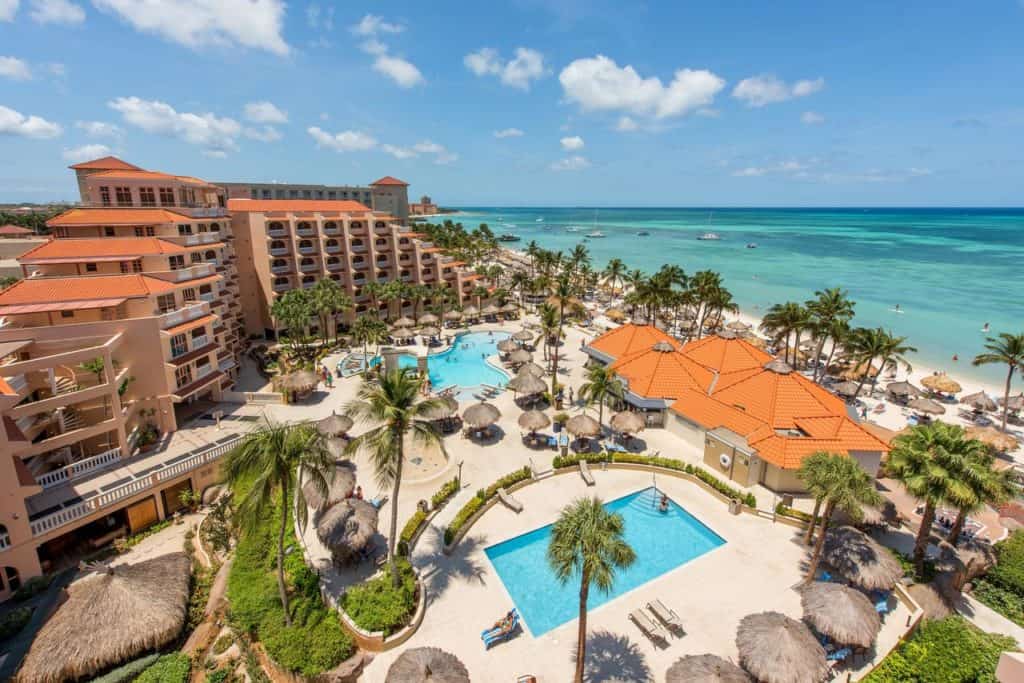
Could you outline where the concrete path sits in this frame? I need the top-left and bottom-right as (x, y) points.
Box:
(958, 594), (1024, 647)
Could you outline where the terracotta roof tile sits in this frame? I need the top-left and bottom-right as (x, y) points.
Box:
(0, 274), (179, 305)
(0, 224), (33, 235)
(68, 156), (143, 171)
(19, 237), (190, 262)
(89, 169), (214, 185)
(611, 345), (713, 399)
(370, 176), (409, 186)
(47, 208), (193, 227)
(227, 199), (372, 213)
(586, 324), (680, 361)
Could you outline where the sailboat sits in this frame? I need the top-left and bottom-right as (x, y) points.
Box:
(697, 211), (721, 240)
(586, 208), (605, 237)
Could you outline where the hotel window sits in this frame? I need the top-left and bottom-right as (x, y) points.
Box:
(146, 226), (155, 236)
(182, 287), (196, 302)
(85, 262), (98, 272)
(175, 366), (193, 388)
(131, 260), (142, 272)
(191, 252), (203, 264)
(262, 189), (272, 199)
(328, 191), (336, 199)
(115, 186), (132, 206)
(171, 334), (187, 357)
(289, 190), (298, 198)
(159, 187), (175, 205)
(134, 227), (144, 237)
(104, 227), (115, 237)
(99, 186), (111, 206)
(179, 188), (189, 206)
(139, 187), (156, 206)
(157, 293), (177, 314)
(177, 224), (193, 235)
(120, 261), (131, 274)
(169, 255), (185, 270)
(61, 310), (74, 318)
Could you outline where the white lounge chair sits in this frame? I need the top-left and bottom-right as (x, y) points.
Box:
(629, 608), (668, 645)
(497, 487), (523, 513)
(647, 599), (684, 635)
(579, 459), (595, 486)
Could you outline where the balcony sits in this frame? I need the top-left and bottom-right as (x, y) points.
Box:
(218, 358), (237, 373)
(326, 262), (343, 272)
(374, 223), (392, 235)
(158, 301), (210, 329)
(195, 364), (214, 380)
(268, 225), (287, 237)
(5, 373), (28, 394)
(34, 447), (122, 489)
(323, 224), (341, 235)
(271, 264), (290, 274)
(401, 274), (414, 282)
(269, 246), (290, 256)
(352, 261), (369, 270)
(301, 280), (316, 289)
(298, 245), (317, 255)
(350, 244), (367, 253)
(296, 225), (316, 237)
(300, 262), (319, 272)
(349, 224), (367, 236)
(191, 334), (209, 349)
(181, 232), (221, 246)
(325, 244), (342, 254)
(273, 281), (291, 292)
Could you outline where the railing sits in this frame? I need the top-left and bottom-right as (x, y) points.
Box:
(325, 245), (342, 253)
(156, 437), (239, 482)
(199, 292), (216, 303)
(268, 227), (287, 237)
(298, 246), (316, 254)
(326, 262), (343, 271)
(183, 232), (220, 246)
(351, 245), (367, 253)
(218, 358), (237, 373)
(300, 263), (319, 272)
(269, 247), (289, 256)
(195, 364), (214, 379)
(191, 334), (209, 349)
(270, 265), (290, 274)
(273, 282), (290, 292)
(4, 373), (27, 393)
(35, 447), (122, 489)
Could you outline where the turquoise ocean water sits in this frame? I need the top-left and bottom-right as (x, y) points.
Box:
(449, 207), (1024, 386)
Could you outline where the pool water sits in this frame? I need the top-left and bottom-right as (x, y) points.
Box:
(397, 331), (511, 398)
(485, 487), (725, 636)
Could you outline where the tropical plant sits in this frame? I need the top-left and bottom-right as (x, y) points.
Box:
(310, 278), (352, 347)
(806, 288), (856, 382)
(578, 364), (624, 428)
(549, 275), (573, 395)
(948, 449), (1017, 545)
(760, 301), (811, 365)
(547, 497), (636, 683)
(271, 288), (315, 356)
(350, 314), (388, 375)
(973, 332), (1024, 432)
(846, 326), (916, 397)
(536, 303), (560, 361)
(602, 258), (627, 295)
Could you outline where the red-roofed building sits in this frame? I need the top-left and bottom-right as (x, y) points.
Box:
(0, 224), (33, 238)
(215, 176), (410, 222)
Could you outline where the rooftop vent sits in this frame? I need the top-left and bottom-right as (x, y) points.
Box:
(763, 358), (793, 375)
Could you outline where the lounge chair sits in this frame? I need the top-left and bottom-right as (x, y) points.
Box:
(497, 487), (524, 513)
(604, 441), (628, 454)
(546, 435), (558, 449)
(629, 608), (668, 645)
(579, 459), (595, 486)
(826, 646), (852, 662)
(647, 599), (684, 635)
(481, 608), (520, 649)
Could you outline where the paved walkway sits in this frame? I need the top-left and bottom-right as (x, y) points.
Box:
(958, 594), (1024, 647)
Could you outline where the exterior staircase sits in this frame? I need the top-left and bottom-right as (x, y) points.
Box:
(61, 407), (84, 432)
(54, 376), (78, 394)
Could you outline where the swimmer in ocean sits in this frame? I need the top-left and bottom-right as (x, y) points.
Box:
(982, 322), (990, 333)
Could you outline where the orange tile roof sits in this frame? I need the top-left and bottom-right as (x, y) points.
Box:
(610, 344), (714, 399)
(370, 176), (409, 186)
(227, 199), (372, 213)
(0, 224), (33, 235)
(163, 314), (217, 336)
(0, 274), (178, 305)
(19, 237), (189, 262)
(587, 324), (680, 360)
(0, 377), (14, 396)
(68, 156), (143, 171)
(48, 208), (193, 227)
(90, 169), (214, 186)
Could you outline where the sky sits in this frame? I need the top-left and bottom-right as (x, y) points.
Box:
(1, 0), (1022, 207)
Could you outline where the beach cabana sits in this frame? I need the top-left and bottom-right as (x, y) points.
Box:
(462, 304), (480, 319)
(417, 312), (439, 325)
(838, 361), (878, 382)
(316, 498), (378, 567)
(666, 655), (752, 683)
(481, 303), (500, 317)
(726, 320), (751, 332)
(921, 373), (962, 394)
(908, 397), (946, 416)
(385, 647), (470, 683)
(390, 326), (415, 341)
(566, 414), (601, 445)
(961, 391), (997, 412)
(325, 436), (346, 460)
(823, 526), (903, 591)
(418, 325), (441, 339)
(520, 361), (546, 378)
(605, 308), (626, 322)
(907, 583), (951, 620)
(507, 371), (547, 397)
(518, 409), (551, 439)
(965, 425), (1019, 453)
(500, 302), (519, 317)
(886, 381), (922, 400)
(392, 316), (415, 328)
(443, 310), (463, 323)
(610, 410), (645, 436)
(508, 348), (532, 365)
(497, 338), (519, 354)
(302, 461), (356, 514)
(463, 401), (501, 431)
(17, 553), (191, 683)
(513, 329), (535, 343)
(422, 395), (460, 421)
(832, 381), (861, 399)
(278, 369), (320, 398)
(998, 393), (1024, 411)
(736, 612), (828, 683)
(800, 582), (881, 649)
(316, 410), (353, 437)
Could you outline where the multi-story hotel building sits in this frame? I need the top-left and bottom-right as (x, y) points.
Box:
(217, 176), (411, 223)
(230, 198), (485, 338)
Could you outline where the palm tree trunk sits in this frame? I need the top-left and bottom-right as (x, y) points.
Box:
(1001, 368), (1014, 432)
(597, 396), (604, 429)
(812, 337), (828, 382)
(949, 508), (968, 546)
(822, 339), (839, 385)
(804, 501), (834, 584)
(553, 303), (564, 395)
(575, 571), (590, 683)
(278, 480), (293, 626)
(389, 427), (404, 588)
(793, 331), (802, 369)
(804, 497), (823, 545)
(914, 501), (936, 579)
(855, 355), (877, 398)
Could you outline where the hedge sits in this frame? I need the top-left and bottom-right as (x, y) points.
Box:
(775, 503), (813, 523)
(444, 467), (531, 545)
(0, 606), (32, 641)
(973, 579), (1024, 627)
(340, 559), (417, 635)
(398, 477), (461, 556)
(135, 653), (191, 683)
(88, 654), (160, 683)
(985, 530), (1024, 595)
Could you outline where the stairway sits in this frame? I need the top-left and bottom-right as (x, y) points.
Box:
(54, 376), (78, 395)
(61, 408), (84, 432)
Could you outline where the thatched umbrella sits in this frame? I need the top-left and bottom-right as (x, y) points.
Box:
(566, 414), (601, 438)
(422, 395), (459, 421)
(18, 553), (191, 683)
(839, 361), (878, 381)
(507, 371), (547, 395)
(999, 393), (1024, 411)
(800, 582), (881, 648)
(391, 326), (415, 340)
(513, 329), (534, 342)
(497, 338), (519, 353)
(392, 316), (415, 328)
(462, 304), (479, 317)
(961, 391), (997, 412)
(481, 303), (500, 316)
(316, 411), (353, 437)
(965, 425), (1020, 452)
(726, 320), (751, 332)
(509, 348), (532, 365)
(443, 310), (463, 322)
(316, 498), (378, 566)
(500, 302), (519, 314)
(742, 335), (768, 351)
(886, 380), (922, 399)
(302, 461), (356, 512)
(418, 325), (441, 338)
(325, 436), (346, 460)
(921, 373), (961, 394)
(907, 583), (951, 620)
(610, 410), (645, 435)
(605, 308), (626, 321)
(518, 409), (551, 433)
(385, 646), (470, 683)
(418, 312), (439, 325)
(463, 401), (501, 429)
(823, 526), (903, 591)
(832, 380), (861, 398)
(908, 397), (946, 415)
(666, 655), (751, 683)
(520, 361), (546, 378)
(736, 612), (828, 683)
(279, 369), (320, 392)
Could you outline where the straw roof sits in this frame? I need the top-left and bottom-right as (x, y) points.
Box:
(610, 410), (645, 434)
(605, 308), (626, 321)
(800, 582), (881, 648)
(513, 329), (535, 342)
(999, 393), (1024, 410)
(391, 326), (415, 339)
(742, 335), (768, 350)
(907, 583), (951, 620)
(961, 391), (997, 412)
(509, 348), (532, 364)
(965, 425), (1020, 452)
(518, 409), (551, 431)
(392, 316), (415, 328)
(908, 397), (946, 415)
(316, 411), (353, 437)
(326, 436), (346, 460)
(566, 414), (601, 437)
(279, 369), (320, 391)
(823, 526), (903, 590)
(315, 499), (378, 564)
(443, 310), (463, 320)
(462, 304), (479, 316)
(666, 655), (752, 683)
(418, 312), (439, 324)
(302, 461), (356, 513)
(385, 646), (470, 683)
(463, 401), (501, 428)
(921, 373), (961, 393)
(886, 381), (922, 398)
(839, 361), (878, 381)
(520, 361), (546, 378)
(422, 395), (459, 420)
(481, 303), (500, 315)
(726, 320), (751, 332)
(832, 381), (861, 398)
(500, 302), (519, 313)
(18, 553), (191, 683)
(507, 371), (547, 395)
(419, 326), (441, 337)
(736, 611), (828, 683)
(497, 338), (519, 353)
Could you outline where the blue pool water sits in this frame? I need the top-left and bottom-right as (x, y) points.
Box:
(397, 331), (510, 397)
(485, 487), (725, 636)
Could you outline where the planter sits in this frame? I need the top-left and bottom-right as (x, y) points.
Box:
(336, 572), (427, 652)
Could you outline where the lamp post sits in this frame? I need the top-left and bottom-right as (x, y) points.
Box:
(457, 459), (464, 488)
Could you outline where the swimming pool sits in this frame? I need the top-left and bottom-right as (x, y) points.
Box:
(397, 331), (511, 398)
(485, 487), (725, 636)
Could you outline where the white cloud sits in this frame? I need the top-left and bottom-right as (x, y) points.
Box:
(351, 17), (422, 88)
(615, 116), (637, 131)
(801, 111), (825, 125)
(30, 0), (84, 24)
(62, 143), (111, 161)
(351, 13), (403, 36)
(0, 0), (18, 21)
(373, 54), (423, 88)
(46, 62), (65, 76)
(732, 160), (810, 177)
(92, 0), (289, 56)
(493, 127), (524, 138)
(307, 126), (377, 153)
(550, 155), (590, 171)
(244, 100), (287, 124)
(108, 96), (240, 154)
(360, 38), (387, 56)
(75, 120), (122, 138)
(243, 125), (281, 142)
(560, 135), (584, 151)
(463, 47), (547, 90)
(382, 143), (416, 159)
(732, 167), (766, 177)
(413, 140), (442, 154)
(0, 104), (62, 138)
(732, 75), (825, 107)
(203, 149), (227, 159)
(559, 55), (725, 119)
(0, 56), (31, 80)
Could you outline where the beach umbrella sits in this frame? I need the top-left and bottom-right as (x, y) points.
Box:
(462, 304), (479, 317)
(763, 358), (794, 375)
(418, 325), (441, 338)
(391, 326), (415, 339)
(417, 312), (439, 325)
(325, 436), (346, 460)
(666, 655), (752, 683)
(823, 526), (903, 591)
(998, 393), (1024, 411)
(735, 611), (828, 683)
(391, 316), (415, 328)
(839, 361), (878, 381)
(742, 334), (768, 350)
(800, 582), (881, 649)
(921, 373), (962, 394)
(316, 498), (378, 566)
(385, 646), (470, 683)
(500, 302), (519, 313)
(507, 371), (547, 395)
(518, 409), (551, 432)
(908, 397), (946, 415)
(965, 425), (1020, 453)
(726, 320), (751, 332)
(832, 380), (861, 398)
(961, 391), (998, 412)
(566, 414), (601, 438)
(497, 338), (519, 353)
(605, 308), (626, 321)
(610, 410), (645, 434)
(520, 361), (546, 378)
(463, 401), (501, 429)
(302, 461), (356, 513)
(907, 583), (951, 621)
(513, 329), (535, 342)
(717, 329), (740, 340)
(316, 410), (353, 437)
(886, 381), (922, 399)
(482, 303), (500, 316)
(443, 310), (463, 321)
(422, 395), (459, 421)
(509, 348), (532, 364)
(18, 553), (191, 683)
(279, 369), (320, 392)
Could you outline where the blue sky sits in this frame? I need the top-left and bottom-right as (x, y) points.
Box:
(1, 0), (1022, 206)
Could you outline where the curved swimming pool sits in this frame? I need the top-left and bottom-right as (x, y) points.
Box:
(397, 331), (511, 397)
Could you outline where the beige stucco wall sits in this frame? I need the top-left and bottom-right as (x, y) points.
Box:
(665, 411), (706, 449)
(761, 464), (807, 493)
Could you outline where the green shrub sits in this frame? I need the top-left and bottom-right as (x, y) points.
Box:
(864, 616), (1015, 682)
(212, 634), (234, 656)
(187, 563), (216, 630)
(135, 653), (191, 683)
(552, 452), (608, 469)
(482, 466), (531, 499)
(207, 669), (229, 683)
(444, 466), (531, 545)
(430, 477), (460, 508)
(88, 653), (160, 683)
(115, 519), (172, 552)
(444, 496), (485, 545)
(986, 530), (1024, 595)
(12, 574), (53, 602)
(0, 606), (32, 640)
(399, 478), (461, 556)
(775, 503), (813, 523)
(974, 578), (1024, 627)
(341, 559), (417, 635)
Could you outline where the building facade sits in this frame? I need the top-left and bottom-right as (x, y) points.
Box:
(216, 176), (410, 223)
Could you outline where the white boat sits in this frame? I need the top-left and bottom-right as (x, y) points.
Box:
(697, 232), (721, 241)
(566, 226), (582, 232)
(587, 231), (606, 238)
(535, 217), (544, 222)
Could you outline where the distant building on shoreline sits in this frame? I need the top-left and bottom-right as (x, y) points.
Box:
(410, 195), (439, 216)
(216, 176), (411, 224)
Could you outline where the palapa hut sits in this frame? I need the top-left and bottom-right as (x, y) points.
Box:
(500, 302), (520, 317)
(838, 361), (878, 382)
(907, 582), (951, 620)
(17, 553), (191, 683)
(566, 414), (601, 445)
(422, 395), (459, 421)
(278, 369), (320, 394)
(316, 498), (378, 567)
(610, 410), (645, 435)
(481, 303), (500, 317)
(390, 326), (415, 341)
(518, 409), (551, 435)
(921, 372), (961, 394)
(325, 436), (346, 460)
(908, 397), (946, 415)
(506, 371), (547, 396)
(800, 582), (881, 648)
(886, 380), (922, 401)
(463, 401), (501, 431)
(512, 329), (535, 343)
(998, 393), (1024, 411)
(832, 380), (861, 399)
(497, 338), (519, 354)
(961, 391), (997, 412)
(418, 325), (441, 339)
(443, 310), (463, 323)
(418, 312), (439, 325)
(385, 646), (470, 683)
(736, 611), (828, 683)
(823, 526), (903, 591)
(605, 308), (626, 322)
(302, 461), (356, 514)
(726, 320), (751, 332)
(392, 316), (415, 328)
(965, 425), (1019, 452)
(316, 411), (353, 437)
(520, 361), (546, 378)
(462, 304), (479, 319)
(666, 655), (752, 683)
(508, 348), (532, 365)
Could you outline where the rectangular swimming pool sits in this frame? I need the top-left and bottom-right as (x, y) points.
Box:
(484, 487), (725, 636)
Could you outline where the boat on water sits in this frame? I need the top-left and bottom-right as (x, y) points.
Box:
(498, 234), (521, 242)
(535, 217), (544, 222)
(566, 226), (582, 233)
(746, 242), (758, 249)
(637, 230), (650, 236)
(587, 231), (606, 238)
(697, 232), (721, 241)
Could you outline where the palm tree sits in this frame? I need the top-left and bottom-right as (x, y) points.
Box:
(537, 303), (560, 361)
(345, 369), (447, 587)
(973, 332), (1024, 432)
(847, 327), (917, 397)
(578, 365), (624, 428)
(760, 302), (807, 364)
(270, 288), (314, 355)
(799, 452), (883, 584)
(525, 240), (541, 275)
(362, 281), (385, 318)
(948, 450), (1016, 545)
(549, 275), (573, 395)
(798, 451), (837, 546)
(509, 271), (531, 308)
(311, 278), (352, 347)
(224, 420), (333, 625)
(888, 422), (983, 577)
(602, 258), (627, 295)
(350, 314), (388, 375)
(548, 497), (636, 683)
(806, 288), (856, 382)
(472, 284), (490, 311)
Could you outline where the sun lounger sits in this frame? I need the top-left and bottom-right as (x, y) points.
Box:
(547, 435), (557, 448)
(826, 646), (852, 662)
(529, 458), (553, 480)
(497, 487), (524, 513)
(646, 599), (684, 635)
(604, 441), (628, 454)
(481, 608), (520, 649)
(579, 459), (595, 486)
(629, 608), (668, 645)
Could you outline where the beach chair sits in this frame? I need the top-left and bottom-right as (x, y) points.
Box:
(481, 609), (520, 649)
(579, 459), (595, 486)
(871, 590), (892, 614)
(546, 435), (557, 449)
(497, 487), (524, 513)
(646, 599), (685, 635)
(629, 608), (668, 645)
(826, 647), (852, 662)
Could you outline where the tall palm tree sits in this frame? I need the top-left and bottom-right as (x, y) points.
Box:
(799, 452), (883, 583)
(362, 281), (385, 319)
(567, 243), (590, 280)
(350, 314), (388, 375)
(806, 288), (856, 382)
(973, 332), (1024, 432)
(345, 369), (447, 587)
(525, 241), (541, 276)
(270, 288), (314, 356)
(311, 278), (353, 347)
(760, 301), (809, 364)
(509, 270), (531, 308)
(798, 451), (838, 546)
(602, 258), (627, 295)
(820, 319), (851, 384)
(536, 303), (560, 361)
(948, 448), (1017, 545)
(224, 420), (333, 625)
(847, 327), (917, 397)
(549, 275), (573, 395)
(578, 365), (624, 428)
(548, 497), (636, 683)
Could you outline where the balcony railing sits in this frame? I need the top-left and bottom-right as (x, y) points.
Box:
(351, 245), (367, 253)
(267, 227), (287, 237)
(199, 292), (216, 303)
(195, 364), (214, 380)
(323, 225), (341, 235)
(301, 281), (316, 289)
(296, 226), (316, 236)
(218, 358), (237, 373)
(155, 263), (214, 283)
(4, 373), (28, 393)
(325, 245), (342, 253)
(273, 282), (291, 292)
(35, 447), (122, 489)
(298, 246), (316, 254)
(269, 247), (289, 256)
(191, 334), (209, 349)
(326, 262), (343, 271)
(182, 232), (221, 246)
(300, 262), (319, 272)
(271, 265), (290, 274)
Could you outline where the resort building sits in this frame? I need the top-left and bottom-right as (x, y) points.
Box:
(410, 194), (439, 216)
(584, 324), (889, 493)
(229, 198), (485, 338)
(216, 176), (410, 223)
